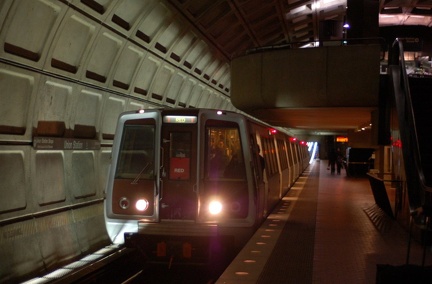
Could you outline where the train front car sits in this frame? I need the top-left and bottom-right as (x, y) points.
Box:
(105, 109), (263, 265)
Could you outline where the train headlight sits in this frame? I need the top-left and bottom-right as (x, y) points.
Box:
(135, 199), (149, 211)
(208, 200), (223, 215)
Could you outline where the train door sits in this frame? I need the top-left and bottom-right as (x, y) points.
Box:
(253, 133), (267, 218)
(160, 119), (198, 220)
(198, 118), (251, 223)
(287, 140), (295, 186)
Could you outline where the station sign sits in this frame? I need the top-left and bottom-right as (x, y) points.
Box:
(336, 136), (348, 143)
(33, 137), (100, 150)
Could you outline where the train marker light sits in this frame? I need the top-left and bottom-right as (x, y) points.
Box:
(209, 200), (223, 215)
(119, 197), (130, 209)
(136, 199), (149, 211)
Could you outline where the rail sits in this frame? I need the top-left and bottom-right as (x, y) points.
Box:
(244, 37), (387, 57)
(22, 245), (144, 284)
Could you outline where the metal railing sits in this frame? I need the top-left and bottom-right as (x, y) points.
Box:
(388, 38), (430, 210)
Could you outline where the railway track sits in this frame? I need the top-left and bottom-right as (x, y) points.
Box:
(25, 245), (144, 284)
(27, 243), (224, 284)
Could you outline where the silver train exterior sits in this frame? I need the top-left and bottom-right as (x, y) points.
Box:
(105, 108), (310, 264)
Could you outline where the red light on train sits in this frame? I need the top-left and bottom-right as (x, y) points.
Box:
(289, 137), (297, 142)
(300, 141), (306, 145)
(392, 139), (402, 148)
(268, 129), (277, 135)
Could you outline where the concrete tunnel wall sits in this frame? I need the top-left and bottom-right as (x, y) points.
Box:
(0, 0), (233, 282)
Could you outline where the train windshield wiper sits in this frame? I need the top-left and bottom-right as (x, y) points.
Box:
(131, 162), (151, 184)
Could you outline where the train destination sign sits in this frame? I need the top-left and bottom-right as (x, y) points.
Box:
(163, 115), (197, 124)
(33, 137), (101, 150)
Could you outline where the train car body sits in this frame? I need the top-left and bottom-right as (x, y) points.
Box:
(105, 108), (309, 264)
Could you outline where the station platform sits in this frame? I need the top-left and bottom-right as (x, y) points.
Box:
(216, 159), (432, 283)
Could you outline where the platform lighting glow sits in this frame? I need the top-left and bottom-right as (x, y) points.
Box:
(307, 142), (313, 151)
(135, 199), (149, 211)
(309, 142), (318, 164)
(209, 200), (223, 215)
(291, 5), (306, 13)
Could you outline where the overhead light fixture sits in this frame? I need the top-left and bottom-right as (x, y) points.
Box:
(291, 5), (306, 14)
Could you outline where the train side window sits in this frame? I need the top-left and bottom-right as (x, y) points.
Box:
(169, 132), (191, 180)
(277, 139), (288, 170)
(115, 123), (155, 179)
(205, 121), (244, 179)
(287, 142), (294, 166)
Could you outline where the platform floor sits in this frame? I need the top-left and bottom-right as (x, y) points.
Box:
(216, 159), (432, 283)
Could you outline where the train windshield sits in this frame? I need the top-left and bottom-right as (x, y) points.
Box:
(115, 124), (155, 179)
(206, 122), (245, 179)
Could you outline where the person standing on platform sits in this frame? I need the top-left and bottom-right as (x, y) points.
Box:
(328, 148), (337, 174)
(335, 147), (344, 175)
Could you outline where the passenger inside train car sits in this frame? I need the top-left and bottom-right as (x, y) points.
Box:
(224, 151), (246, 179)
(207, 128), (240, 179)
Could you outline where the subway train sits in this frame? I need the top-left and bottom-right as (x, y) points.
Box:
(104, 108), (310, 264)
